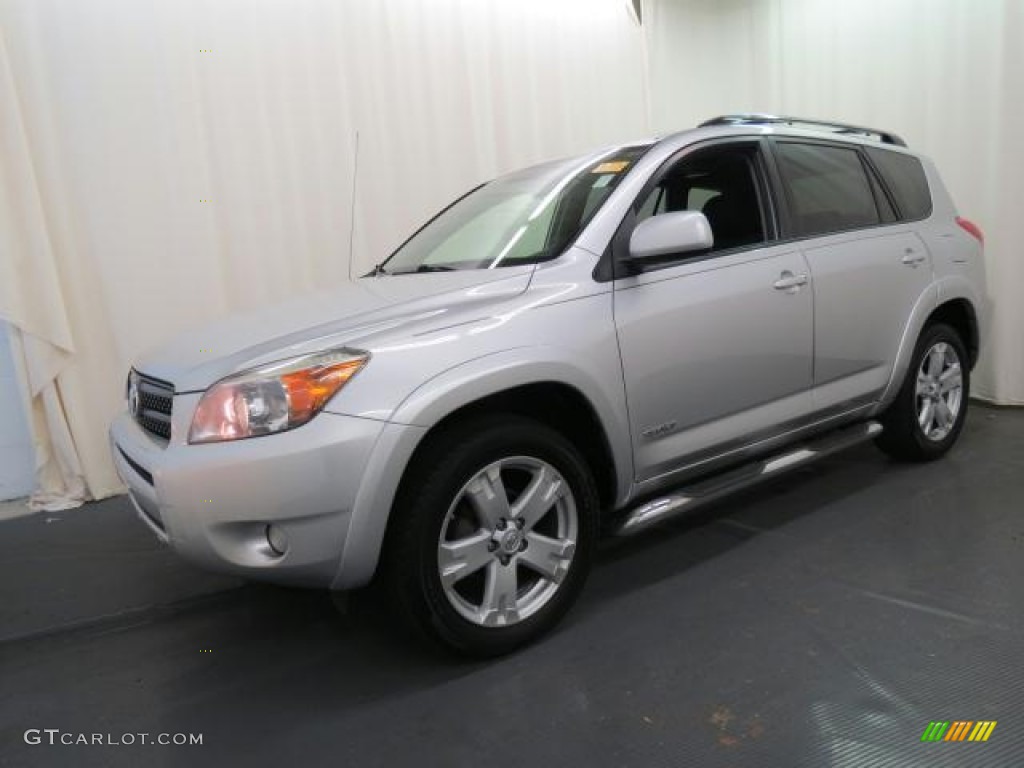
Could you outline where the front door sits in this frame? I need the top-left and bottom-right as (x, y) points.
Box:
(612, 141), (815, 483)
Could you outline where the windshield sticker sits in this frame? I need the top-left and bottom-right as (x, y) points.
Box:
(592, 160), (630, 174)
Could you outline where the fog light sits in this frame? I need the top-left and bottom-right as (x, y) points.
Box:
(266, 524), (289, 556)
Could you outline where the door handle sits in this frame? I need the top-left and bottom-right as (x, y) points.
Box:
(901, 248), (926, 266)
(773, 271), (808, 291)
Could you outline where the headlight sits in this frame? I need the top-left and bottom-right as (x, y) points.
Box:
(188, 349), (368, 444)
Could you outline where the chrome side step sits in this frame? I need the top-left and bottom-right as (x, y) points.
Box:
(615, 421), (883, 536)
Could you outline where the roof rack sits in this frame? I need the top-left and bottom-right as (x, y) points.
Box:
(699, 113), (907, 147)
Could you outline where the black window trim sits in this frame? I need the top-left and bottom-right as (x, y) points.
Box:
(862, 155), (899, 223)
(595, 136), (781, 282)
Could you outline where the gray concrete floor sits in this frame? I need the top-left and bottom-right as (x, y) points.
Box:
(1, 405), (1022, 767)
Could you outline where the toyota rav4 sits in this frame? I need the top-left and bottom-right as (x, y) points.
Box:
(110, 114), (987, 656)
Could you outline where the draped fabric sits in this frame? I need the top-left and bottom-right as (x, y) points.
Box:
(3, 0), (1020, 507)
(645, 0), (1024, 405)
(0, 0), (648, 505)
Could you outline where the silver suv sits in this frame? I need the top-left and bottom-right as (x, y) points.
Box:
(110, 115), (986, 655)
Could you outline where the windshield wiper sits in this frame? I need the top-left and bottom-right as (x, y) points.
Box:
(364, 263), (389, 277)
(392, 264), (457, 274)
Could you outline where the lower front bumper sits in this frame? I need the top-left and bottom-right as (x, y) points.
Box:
(110, 408), (387, 588)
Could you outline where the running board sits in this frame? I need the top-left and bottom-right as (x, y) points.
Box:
(615, 421), (883, 536)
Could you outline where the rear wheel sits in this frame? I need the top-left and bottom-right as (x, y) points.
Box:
(383, 414), (599, 656)
(876, 323), (969, 461)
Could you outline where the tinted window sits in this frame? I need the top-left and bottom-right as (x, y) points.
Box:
(775, 143), (879, 237)
(636, 147), (767, 252)
(867, 148), (932, 220)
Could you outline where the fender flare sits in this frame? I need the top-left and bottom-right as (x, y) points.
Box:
(331, 347), (633, 589)
(936, 274), (986, 363)
(392, 347), (634, 500)
(878, 277), (982, 408)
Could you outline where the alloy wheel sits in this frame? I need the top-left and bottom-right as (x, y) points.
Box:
(436, 456), (578, 627)
(915, 341), (963, 442)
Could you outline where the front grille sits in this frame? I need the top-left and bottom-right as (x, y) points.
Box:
(133, 372), (174, 441)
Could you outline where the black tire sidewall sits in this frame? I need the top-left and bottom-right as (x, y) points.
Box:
(387, 414), (599, 656)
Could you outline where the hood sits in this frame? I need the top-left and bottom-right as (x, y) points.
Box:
(135, 267), (533, 392)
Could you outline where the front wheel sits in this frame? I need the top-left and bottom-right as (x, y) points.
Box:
(876, 323), (970, 461)
(383, 415), (599, 657)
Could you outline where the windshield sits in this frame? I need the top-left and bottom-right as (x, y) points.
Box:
(380, 145), (650, 274)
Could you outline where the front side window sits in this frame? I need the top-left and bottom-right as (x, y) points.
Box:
(775, 142), (880, 237)
(381, 146), (649, 274)
(634, 145), (768, 253)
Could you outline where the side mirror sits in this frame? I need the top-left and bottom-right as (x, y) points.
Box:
(627, 211), (714, 262)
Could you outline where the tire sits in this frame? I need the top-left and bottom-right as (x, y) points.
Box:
(875, 323), (970, 462)
(382, 414), (599, 657)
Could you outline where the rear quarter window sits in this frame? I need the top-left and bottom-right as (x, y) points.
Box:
(775, 142), (880, 237)
(866, 148), (932, 221)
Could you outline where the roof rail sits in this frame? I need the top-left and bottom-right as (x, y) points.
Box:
(699, 114), (907, 147)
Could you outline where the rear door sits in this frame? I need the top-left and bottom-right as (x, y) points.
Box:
(770, 140), (934, 415)
(612, 140), (814, 483)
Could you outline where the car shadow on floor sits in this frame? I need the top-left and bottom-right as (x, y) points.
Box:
(240, 440), (901, 672)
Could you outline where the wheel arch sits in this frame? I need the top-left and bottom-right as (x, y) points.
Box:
(331, 351), (633, 590)
(398, 380), (620, 515)
(879, 286), (980, 409)
(389, 350), (632, 506)
(925, 298), (979, 369)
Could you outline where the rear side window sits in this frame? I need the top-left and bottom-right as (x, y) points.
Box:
(775, 142), (880, 237)
(867, 148), (932, 220)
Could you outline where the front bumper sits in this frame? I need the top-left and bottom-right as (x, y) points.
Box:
(110, 404), (390, 588)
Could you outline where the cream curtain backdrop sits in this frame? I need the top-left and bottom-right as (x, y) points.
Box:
(645, 0), (1024, 405)
(0, 0), (649, 505)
